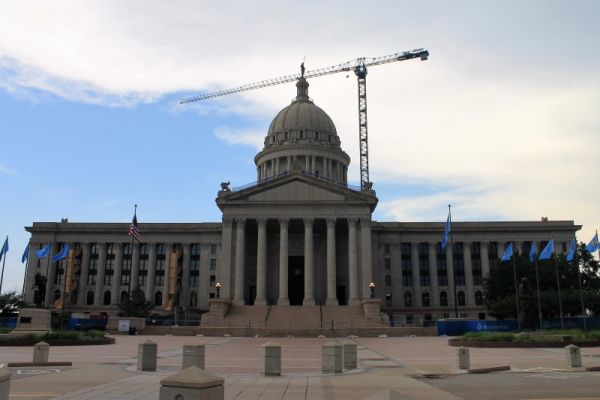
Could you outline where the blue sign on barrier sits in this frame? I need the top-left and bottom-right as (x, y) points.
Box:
(437, 319), (518, 336)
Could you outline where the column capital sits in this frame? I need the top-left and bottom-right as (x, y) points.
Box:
(222, 216), (233, 226)
(326, 217), (336, 227)
(236, 217), (246, 227)
(463, 241), (472, 250)
(347, 217), (358, 225)
(360, 217), (372, 226)
(303, 217), (314, 226)
(278, 218), (289, 228)
(256, 218), (267, 226)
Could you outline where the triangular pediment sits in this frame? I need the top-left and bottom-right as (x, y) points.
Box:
(248, 180), (344, 202)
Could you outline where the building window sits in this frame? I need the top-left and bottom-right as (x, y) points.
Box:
(86, 290), (94, 305)
(138, 244), (148, 287)
(384, 243), (390, 255)
(120, 290), (128, 304)
(210, 243), (217, 255)
(210, 259), (217, 272)
(471, 242), (483, 286)
(155, 243), (166, 286)
(475, 290), (484, 306)
(436, 243), (448, 286)
(453, 243), (465, 286)
(103, 290), (111, 305)
(385, 292), (392, 308)
(488, 242), (498, 270)
(210, 275), (216, 287)
(155, 291), (163, 306)
(422, 292), (430, 307)
(385, 275), (392, 287)
(457, 290), (466, 306)
(418, 243), (430, 287)
(121, 243), (131, 285)
(190, 244), (200, 288)
(189, 292), (198, 307)
(406, 315), (414, 325)
(401, 243), (412, 287)
(440, 291), (448, 306)
(384, 258), (391, 273)
(404, 292), (413, 307)
(299, 130), (304, 139)
(104, 243), (115, 285)
(88, 243), (98, 285)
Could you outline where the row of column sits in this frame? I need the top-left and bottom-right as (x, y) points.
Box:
(230, 217), (372, 306)
(258, 156), (347, 183)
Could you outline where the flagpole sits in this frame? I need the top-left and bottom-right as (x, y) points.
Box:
(551, 238), (564, 329)
(573, 238), (587, 331)
(448, 205), (458, 318)
(60, 247), (68, 330)
(127, 204), (137, 298)
(0, 236), (7, 295)
(44, 246), (52, 309)
(510, 245), (521, 330)
(21, 241), (30, 297)
(533, 241), (543, 330)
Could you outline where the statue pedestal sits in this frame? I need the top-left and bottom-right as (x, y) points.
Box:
(11, 308), (52, 335)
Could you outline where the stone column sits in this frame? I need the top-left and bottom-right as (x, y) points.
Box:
(360, 218), (373, 300)
(255, 218), (267, 305)
(162, 243), (173, 304)
(303, 218), (315, 305)
(44, 241), (57, 307)
(348, 218), (359, 305)
(111, 243), (124, 305)
(410, 242), (421, 306)
(428, 242), (439, 306)
(24, 242), (40, 304)
(311, 157), (316, 174)
(181, 243), (191, 307)
(445, 245), (455, 307)
(481, 241), (490, 282)
(219, 218), (233, 300)
(78, 243), (90, 306)
(278, 218), (289, 305)
(233, 219), (246, 305)
(94, 243), (108, 305)
(498, 241), (505, 260)
(463, 242), (475, 306)
(326, 218), (338, 305)
(305, 156), (310, 171)
(146, 243), (157, 301)
(131, 242), (140, 290)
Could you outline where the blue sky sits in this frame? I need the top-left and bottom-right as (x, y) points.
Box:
(1, 1), (599, 292)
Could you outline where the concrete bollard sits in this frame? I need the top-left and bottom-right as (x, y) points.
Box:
(342, 341), (358, 370)
(457, 346), (470, 370)
(182, 344), (205, 369)
(565, 344), (582, 368)
(33, 341), (49, 364)
(263, 342), (281, 376)
(0, 366), (11, 400)
(322, 341), (343, 373)
(137, 340), (158, 372)
(160, 366), (224, 400)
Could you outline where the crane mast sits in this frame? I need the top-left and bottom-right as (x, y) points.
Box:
(181, 49), (429, 190)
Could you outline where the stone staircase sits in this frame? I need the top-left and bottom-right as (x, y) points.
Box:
(264, 305), (322, 330)
(321, 305), (385, 329)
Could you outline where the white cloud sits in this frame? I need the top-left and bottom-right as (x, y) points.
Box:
(0, 163), (16, 176)
(214, 127), (264, 150)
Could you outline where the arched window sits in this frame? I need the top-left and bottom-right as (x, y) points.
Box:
(440, 291), (448, 306)
(404, 292), (412, 307)
(155, 291), (163, 306)
(103, 290), (111, 305)
(458, 291), (466, 306)
(189, 292), (198, 308)
(422, 292), (430, 307)
(86, 290), (94, 305)
(120, 290), (129, 304)
(475, 290), (483, 306)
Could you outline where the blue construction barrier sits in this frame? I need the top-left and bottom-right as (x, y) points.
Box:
(437, 319), (518, 336)
(67, 317), (108, 330)
(0, 317), (18, 329)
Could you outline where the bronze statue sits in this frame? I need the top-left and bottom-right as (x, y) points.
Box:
(518, 277), (536, 330)
(300, 62), (305, 78)
(33, 273), (48, 307)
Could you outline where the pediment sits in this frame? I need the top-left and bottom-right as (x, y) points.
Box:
(248, 180), (345, 202)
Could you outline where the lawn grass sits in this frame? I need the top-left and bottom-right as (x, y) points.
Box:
(0, 329), (106, 344)
(462, 329), (600, 342)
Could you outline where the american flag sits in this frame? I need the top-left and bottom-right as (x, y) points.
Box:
(128, 212), (141, 242)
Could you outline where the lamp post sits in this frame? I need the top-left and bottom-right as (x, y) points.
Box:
(369, 282), (375, 299)
(215, 282), (221, 299)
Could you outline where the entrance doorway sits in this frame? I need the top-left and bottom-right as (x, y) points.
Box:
(288, 256), (304, 305)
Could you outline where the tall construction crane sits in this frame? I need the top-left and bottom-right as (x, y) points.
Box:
(181, 48), (429, 191)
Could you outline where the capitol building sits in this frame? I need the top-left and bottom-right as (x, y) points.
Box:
(23, 78), (578, 329)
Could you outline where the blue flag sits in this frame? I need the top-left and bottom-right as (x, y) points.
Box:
(22, 242), (30, 263)
(538, 240), (554, 260)
(0, 236), (8, 262)
(500, 242), (513, 262)
(441, 211), (451, 250)
(586, 232), (599, 254)
(566, 238), (576, 262)
(52, 243), (69, 262)
(35, 243), (51, 258)
(529, 241), (537, 263)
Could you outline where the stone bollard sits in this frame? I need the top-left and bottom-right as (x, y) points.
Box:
(182, 344), (205, 369)
(160, 366), (224, 400)
(263, 342), (281, 376)
(342, 341), (358, 370)
(565, 344), (582, 368)
(457, 346), (470, 370)
(322, 341), (343, 373)
(33, 341), (49, 364)
(0, 366), (11, 400)
(138, 340), (158, 372)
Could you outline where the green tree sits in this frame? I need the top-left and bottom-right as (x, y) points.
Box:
(484, 243), (600, 320)
(0, 291), (26, 316)
(118, 287), (154, 318)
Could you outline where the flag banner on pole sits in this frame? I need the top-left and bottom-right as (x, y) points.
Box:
(586, 233), (599, 254)
(35, 243), (51, 258)
(128, 212), (142, 242)
(441, 211), (451, 250)
(538, 240), (554, 260)
(566, 238), (576, 262)
(500, 242), (513, 262)
(529, 241), (537, 263)
(52, 243), (69, 262)
(0, 237), (8, 262)
(22, 242), (30, 263)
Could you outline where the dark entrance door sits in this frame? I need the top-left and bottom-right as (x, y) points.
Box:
(288, 256), (304, 306)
